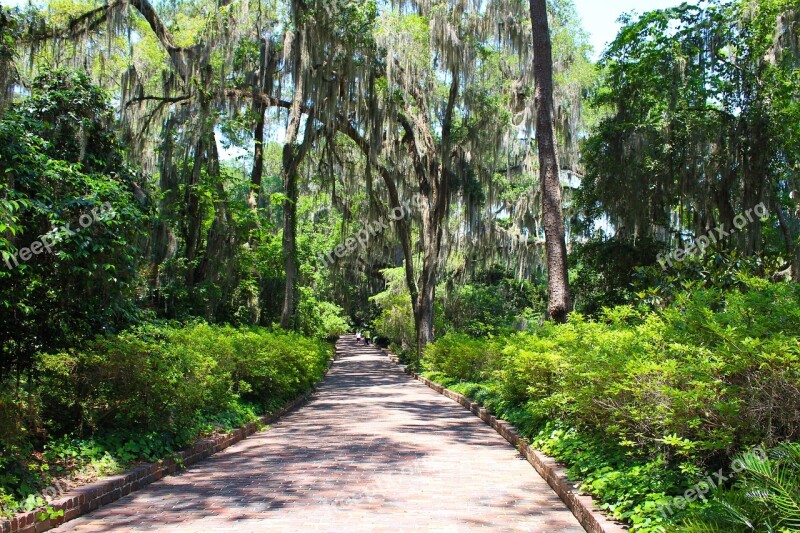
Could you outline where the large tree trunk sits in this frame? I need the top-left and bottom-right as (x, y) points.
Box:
(530, 0), (572, 323)
(416, 199), (439, 349)
(184, 134), (204, 288)
(279, 34), (306, 329)
(415, 69), (457, 350)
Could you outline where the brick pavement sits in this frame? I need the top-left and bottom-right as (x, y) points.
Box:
(53, 336), (585, 532)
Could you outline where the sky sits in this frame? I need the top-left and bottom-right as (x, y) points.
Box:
(572, 0), (687, 58)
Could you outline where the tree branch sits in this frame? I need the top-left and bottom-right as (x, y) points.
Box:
(128, 0), (191, 83)
(124, 94), (192, 108)
(223, 89), (294, 111)
(22, 1), (123, 42)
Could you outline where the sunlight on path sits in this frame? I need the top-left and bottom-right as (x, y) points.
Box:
(53, 336), (584, 532)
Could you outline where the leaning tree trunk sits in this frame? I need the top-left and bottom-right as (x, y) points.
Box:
(530, 0), (572, 323)
(339, 119), (422, 337)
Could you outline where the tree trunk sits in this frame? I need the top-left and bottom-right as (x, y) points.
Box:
(278, 25), (307, 330)
(794, 244), (800, 283)
(742, 112), (768, 255)
(776, 201), (795, 254)
(250, 39), (273, 209)
(280, 159), (300, 329)
(250, 107), (266, 209)
(338, 119), (421, 335)
(530, 0), (572, 323)
(416, 198), (438, 349)
(184, 135), (204, 288)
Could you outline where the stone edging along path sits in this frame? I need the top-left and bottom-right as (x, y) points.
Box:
(382, 349), (627, 533)
(0, 351), (340, 533)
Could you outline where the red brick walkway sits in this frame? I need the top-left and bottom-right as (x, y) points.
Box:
(53, 336), (584, 532)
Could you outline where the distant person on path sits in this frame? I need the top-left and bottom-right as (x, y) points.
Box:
(355, 331), (362, 344)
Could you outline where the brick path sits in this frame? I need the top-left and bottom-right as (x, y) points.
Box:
(53, 336), (584, 532)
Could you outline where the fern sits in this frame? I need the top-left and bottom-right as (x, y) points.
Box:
(678, 444), (800, 532)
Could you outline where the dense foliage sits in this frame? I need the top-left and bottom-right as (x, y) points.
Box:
(0, 323), (331, 517)
(580, 0), (800, 266)
(422, 279), (800, 531)
(0, 71), (149, 373)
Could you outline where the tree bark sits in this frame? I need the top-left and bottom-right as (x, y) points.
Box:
(416, 201), (439, 348)
(794, 244), (800, 283)
(184, 134), (204, 287)
(280, 157), (300, 329)
(530, 0), (572, 323)
(129, 0), (191, 84)
(279, 29), (306, 329)
(414, 67), (458, 350)
(776, 201), (795, 254)
(250, 107), (266, 209)
(250, 39), (275, 209)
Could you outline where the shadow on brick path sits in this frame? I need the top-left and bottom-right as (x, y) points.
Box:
(53, 336), (585, 532)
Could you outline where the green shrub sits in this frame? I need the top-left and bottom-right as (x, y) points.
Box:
(36, 323), (233, 439)
(296, 289), (350, 341)
(422, 279), (800, 531)
(569, 238), (663, 316)
(440, 269), (546, 336)
(371, 268), (417, 356)
(423, 334), (500, 383)
(227, 328), (330, 409)
(0, 322), (331, 517)
(0, 70), (149, 374)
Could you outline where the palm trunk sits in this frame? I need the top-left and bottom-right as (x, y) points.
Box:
(530, 0), (572, 323)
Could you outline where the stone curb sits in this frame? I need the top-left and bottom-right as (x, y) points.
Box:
(0, 352), (339, 533)
(383, 351), (627, 533)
